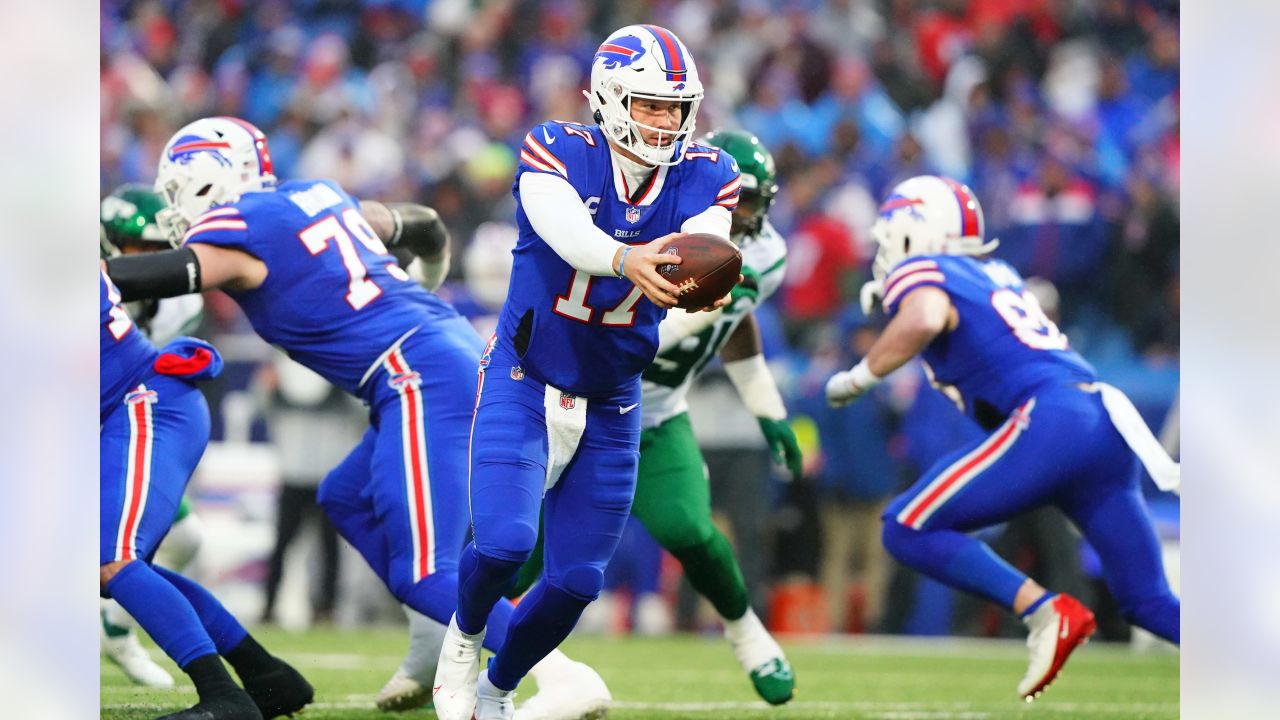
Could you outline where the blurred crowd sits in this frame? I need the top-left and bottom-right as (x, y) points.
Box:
(101, 0), (1180, 639)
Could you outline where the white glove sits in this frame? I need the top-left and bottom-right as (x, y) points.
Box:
(825, 360), (881, 408)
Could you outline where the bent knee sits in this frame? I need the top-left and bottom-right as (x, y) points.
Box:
(473, 522), (539, 564)
(99, 559), (135, 594)
(881, 519), (920, 562)
(557, 565), (605, 602)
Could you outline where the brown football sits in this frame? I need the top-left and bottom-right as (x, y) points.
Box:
(656, 233), (743, 310)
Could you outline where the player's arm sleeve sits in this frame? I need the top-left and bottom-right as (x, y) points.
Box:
(104, 247), (203, 301)
(721, 314), (787, 420)
(680, 205), (732, 241)
(519, 171), (624, 277)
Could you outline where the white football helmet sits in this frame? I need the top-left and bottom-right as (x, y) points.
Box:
(585, 25), (704, 167)
(862, 175), (999, 312)
(154, 116), (277, 244)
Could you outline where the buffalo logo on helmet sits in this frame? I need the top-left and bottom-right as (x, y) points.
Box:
(167, 134), (233, 168)
(878, 194), (926, 222)
(596, 35), (646, 70)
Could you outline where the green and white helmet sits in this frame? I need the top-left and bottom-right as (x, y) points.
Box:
(701, 129), (778, 239)
(101, 183), (172, 257)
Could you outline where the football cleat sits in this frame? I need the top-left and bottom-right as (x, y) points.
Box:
(432, 614), (485, 720)
(749, 657), (796, 706)
(375, 669), (432, 712)
(154, 689), (263, 720)
(101, 617), (175, 688)
(1017, 593), (1097, 700)
(515, 659), (611, 720)
(236, 655), (314, 718)
(476, 668), (517, 720)
(725, 609), (795, 705)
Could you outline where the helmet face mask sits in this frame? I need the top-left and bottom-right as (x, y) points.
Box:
(587, 25), (704, 167)
(154, 116), (276, 244)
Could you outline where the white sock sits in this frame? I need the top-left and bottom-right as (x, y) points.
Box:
(401, 605), (448, 682)
(723, 609), (782, 671)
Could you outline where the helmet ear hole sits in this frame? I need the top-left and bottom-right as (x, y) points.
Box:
(903, 236), (911, 254)
(196, 184), (213, 197)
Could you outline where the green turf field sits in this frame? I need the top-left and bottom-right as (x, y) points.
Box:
(101, 627), (1178, 719)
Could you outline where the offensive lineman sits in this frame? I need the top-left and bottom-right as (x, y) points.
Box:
(99, 184), (209, 688)
(434, 25), (738, 720)
(825, 175), (1180, 700)
(103, 116), (605, 716)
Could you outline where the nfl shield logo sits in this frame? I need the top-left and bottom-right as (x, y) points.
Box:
(510, 366), (524, 381)
(626, 206), (640, 224)
(559, 393), (576, 410)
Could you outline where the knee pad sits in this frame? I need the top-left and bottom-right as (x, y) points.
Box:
(557, 565), (605, 602)
(473, 518), (539, 564)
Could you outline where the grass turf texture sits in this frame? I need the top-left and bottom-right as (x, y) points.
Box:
(102, 627), (1178, 719)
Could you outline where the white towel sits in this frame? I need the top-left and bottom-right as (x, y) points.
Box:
(543, 386), (588, 493)
(1094, 383), (1181, 495)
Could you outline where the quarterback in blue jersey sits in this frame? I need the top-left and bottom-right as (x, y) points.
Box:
(435, 24), (739, 720)
(825, 176), (1181, 701)
(104, 116), (604, 717)
(101, 270), (313, 720)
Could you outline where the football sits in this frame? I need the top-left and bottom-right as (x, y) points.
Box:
(657, 233), (743, 310)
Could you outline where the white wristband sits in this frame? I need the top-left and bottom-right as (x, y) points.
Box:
(849, 359), (882, 393)
(724, 354), (787, 421)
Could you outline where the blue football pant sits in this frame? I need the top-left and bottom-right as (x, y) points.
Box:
(461, 339), (639, 687)
(318, 320), (515, 650)
(882, 385), (1179, 642)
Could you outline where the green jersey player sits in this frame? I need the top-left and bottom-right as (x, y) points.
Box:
(99, 184), (207, 688)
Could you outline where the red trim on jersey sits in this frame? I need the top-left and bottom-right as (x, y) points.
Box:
(118, 387), (155, 561)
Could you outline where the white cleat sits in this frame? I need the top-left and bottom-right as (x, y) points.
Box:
(432, 614), (484, 720)
(101, 625), (174, 688)
(376, 669), (431, 712)
(515, 660), (611, 720)
(1017, 593), (1097, 700)
(476, 669), (517, 720)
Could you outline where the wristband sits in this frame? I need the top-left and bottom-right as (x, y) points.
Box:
(849, 359), (882, 392)
(617, 246), (633, 278)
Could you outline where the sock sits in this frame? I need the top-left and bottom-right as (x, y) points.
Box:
(400, 605), (448, 681)
(1019, 592), (1056, 620)
(223, 634), (279, 680)
(152, 565), (249, 654)
(670, 532), (750, 621)
(183, 653), (241, 699)
(105, 561), (217, 669)
(486, 582), (589, 691)
(457, 542), (523, 636)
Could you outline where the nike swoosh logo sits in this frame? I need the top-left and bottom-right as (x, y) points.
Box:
(619, 403), (639, 414)
(1060, 618), (1070, 640)
(542, 127), (556, 145)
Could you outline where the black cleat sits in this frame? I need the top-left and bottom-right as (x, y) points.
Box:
(154, 688), (264, 720)
(239, 657), (315, 718)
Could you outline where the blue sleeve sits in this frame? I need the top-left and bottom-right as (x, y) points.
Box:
(682, 142), (741, 212)
(516, 121), (594, 196)
(882, 256), (949, 317)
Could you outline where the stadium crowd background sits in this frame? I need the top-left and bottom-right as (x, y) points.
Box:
(100, 0), (1180, 641)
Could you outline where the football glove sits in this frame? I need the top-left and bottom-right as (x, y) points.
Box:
(758, 417), (804, 482)
(730, 265), (762, 306)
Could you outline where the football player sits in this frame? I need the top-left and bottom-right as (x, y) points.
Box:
(434, 25), (738, 720)
(99, 184), (208, 688)
(101, 269), (312, 719)
(103, 116), (604, 715)
(498, 129), (799, 705)
(825, 175), (1181, 700)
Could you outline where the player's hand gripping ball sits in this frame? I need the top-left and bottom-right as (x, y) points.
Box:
(657, 233), (743, 310)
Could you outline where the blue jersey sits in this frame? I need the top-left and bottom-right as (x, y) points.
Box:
(498, 121), (740, 396)
(882, 254), (1095, 428)
(182, 179), (461, 399)
(101, 269), (158, 418)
